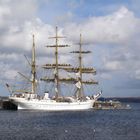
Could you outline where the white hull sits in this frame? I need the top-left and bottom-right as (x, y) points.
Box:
(9, 97), (95, 111)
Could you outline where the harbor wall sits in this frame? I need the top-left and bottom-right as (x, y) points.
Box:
(98, 97), (140, 103)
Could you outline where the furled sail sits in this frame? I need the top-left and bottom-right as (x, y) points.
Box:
(70, 51), (91, 53)
(46, 45), (69, 48)
(75, 81), (81, 89)
(42, 64), (71, 69)
(63, 67), (96, 74)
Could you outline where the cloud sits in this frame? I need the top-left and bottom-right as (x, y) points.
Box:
(64, 6), (139, 44)
(134, 70), (140, 79)
(67, 0), (83, 9)
(0, 62), (17, 80)
(62, 6), (140, 90)
(0, 0), (37, 23)
(55, 11), (74, 24)
(0, 5), (10, 29)
(104, 61), (123, 71)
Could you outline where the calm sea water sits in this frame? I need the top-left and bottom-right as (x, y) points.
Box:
(0, 103), (140, 140)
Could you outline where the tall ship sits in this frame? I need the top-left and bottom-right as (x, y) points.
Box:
(7, 27), (101, 111)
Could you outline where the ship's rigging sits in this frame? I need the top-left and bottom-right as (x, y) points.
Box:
(41, 27), (98, 99)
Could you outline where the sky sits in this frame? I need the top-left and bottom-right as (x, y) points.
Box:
(0, 0), (140, 97)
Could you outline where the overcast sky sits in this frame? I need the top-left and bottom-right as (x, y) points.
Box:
(0, 0), (140, 97)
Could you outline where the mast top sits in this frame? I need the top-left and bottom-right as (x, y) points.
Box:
(32, 34), (35, 42)
(80, 33), (82, 45)
(32, 34), (35, 50)
(49, 26), (66, 39)
(31, 34), (36, 94)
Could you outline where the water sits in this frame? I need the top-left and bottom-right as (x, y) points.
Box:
(0, 103), (140, 140)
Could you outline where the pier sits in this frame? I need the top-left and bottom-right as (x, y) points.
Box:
(94, 100), (131, 110)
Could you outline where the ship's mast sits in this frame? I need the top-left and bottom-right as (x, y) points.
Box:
(31, 34), (36, 94)
(55, 27), (59, 98)
(45, 26), (68, 99)
(78, 34), (82, 98)
(41, 28), (98, 99)
(70, 34), (98, 98)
